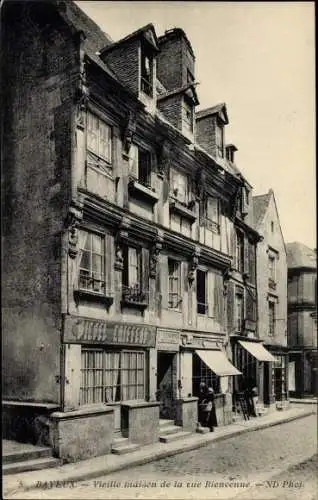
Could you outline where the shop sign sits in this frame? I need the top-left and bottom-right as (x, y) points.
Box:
(63, 316), (156, 347)
(157, 330), (180, 344)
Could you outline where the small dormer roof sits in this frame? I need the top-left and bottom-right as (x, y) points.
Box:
(196, 103), (229, 125)
(226, 143), (238, 152)
(100, 23), (159, 57)
(157, 81), (199, 106)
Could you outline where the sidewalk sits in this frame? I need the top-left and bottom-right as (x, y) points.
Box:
(3, 406), (314, 498)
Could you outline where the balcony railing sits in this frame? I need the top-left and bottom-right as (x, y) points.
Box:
(121, 284), (148, 310)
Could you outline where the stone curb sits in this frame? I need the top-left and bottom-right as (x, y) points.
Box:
(3, 409), (313, 498)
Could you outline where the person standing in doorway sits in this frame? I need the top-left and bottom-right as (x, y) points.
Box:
(204, 387), (217, 432)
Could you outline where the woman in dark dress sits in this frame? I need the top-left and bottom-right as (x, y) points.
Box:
(203, 387), (217, 432)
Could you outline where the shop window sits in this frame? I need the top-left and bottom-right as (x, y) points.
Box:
(80, 349), (145, 405)
(140, 47), (153, 97)
(168, 259), (182, 309)
(268, 301), (276, 336)
(78, 230), (105, 294)
(200, 196), (220, 233)
(192, 352), (220, 396)
(170, 168), (189, 205)
(129, 145), (152, 188)
(235, 291), (244, 332)
(197, 269), (208, 315)
(87, 112), (112, 174)
(235, 230), (244, 273)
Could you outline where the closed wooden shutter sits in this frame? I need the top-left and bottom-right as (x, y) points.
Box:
(208, 270), (215, 317)
(227, 281), (235, 334)
(214, 273), (224, 323)
(161, 255), (169, 309)
(246, 288), (256, 322)
(142, 247), (149, 297)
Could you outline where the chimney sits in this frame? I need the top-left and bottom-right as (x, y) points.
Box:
(225, 144), (238, 163)
(195, 103), (228, 159)
(156, 28), (199, 138)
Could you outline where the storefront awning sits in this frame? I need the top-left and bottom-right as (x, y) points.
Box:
(195, 350), (242, 376)
(238, 340), (276, 362)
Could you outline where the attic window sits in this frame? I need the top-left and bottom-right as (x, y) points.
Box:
(271, 221), (274, 233)
(141, 46), (153, 97)
(216, 123), (224, 158)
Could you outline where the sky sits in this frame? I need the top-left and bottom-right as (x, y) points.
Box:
(76, 1), (316, 249)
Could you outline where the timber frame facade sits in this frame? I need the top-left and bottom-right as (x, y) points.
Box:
(2, 0), (282, 461)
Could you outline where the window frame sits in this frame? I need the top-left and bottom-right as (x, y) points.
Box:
(80, 348), (146, 405)
(86, 111), (113, 169)
(170, 168), (189, 205)
(196, 268), (208, 315)
(78, 229), (106, 295)
(129, 144), (152, 188)
(235, 290), (244, 333)
(268, 301), (276, 336)
(168, 258), (182, 310)
(140, 45), (154, 97)
(200, 196), (220, 233)
(235, 230), (245, 273)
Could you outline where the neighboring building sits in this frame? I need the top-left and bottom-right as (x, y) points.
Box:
(2, 1), (271, 461)
(253, 189), (288, 409)
(286, 242), (317, 398)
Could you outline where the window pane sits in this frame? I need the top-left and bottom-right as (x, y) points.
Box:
(80, 250), (90, 271)
(92, 233), (102, 253)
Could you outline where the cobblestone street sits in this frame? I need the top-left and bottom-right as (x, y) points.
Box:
(6, 413), (317, 499)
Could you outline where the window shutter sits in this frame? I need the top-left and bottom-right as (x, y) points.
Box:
(105, 233), (113, 295)
(246, 288), (255, 322)
(129, 144), (138, 178)
(208, 271), (215, 317)
(214, 273), (224, 323)
(161, 255), (169, 308)
(227, 281), (234, 333)
(208, 198), (218, 222)
(244, 236), (249, 274)
(142, 247), (149, 296)
(248, 241), (256, 284)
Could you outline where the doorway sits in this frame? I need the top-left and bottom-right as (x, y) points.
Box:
(157, 352), (176, 419)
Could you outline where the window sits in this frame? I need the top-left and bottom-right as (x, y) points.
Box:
(197, 269), (208, 315)
(168, 259), (182, 309)
(170, 169), (189, 204)
(216, 124), (224, 158)
(235, 291), (244, 332)
(182, 100), (194, 133)
(235, 231), (244, 273)
(193, 352), (220, 396)
(78, 230), (105, 293)
(87, 112), (112, 166)
(129, 145), (152, 187)
(200, 196), (219, 232)
(271, 221), (274, 233)
(269, 256), (276, 282)
(80, 349), (145, 405)
(268, 302), (276, 336)
(141, 47), (153, 97)
(122, 247), (146, 303)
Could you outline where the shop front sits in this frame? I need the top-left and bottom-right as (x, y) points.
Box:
(232, 338), (276, 415)
(55, 315), (159, 461)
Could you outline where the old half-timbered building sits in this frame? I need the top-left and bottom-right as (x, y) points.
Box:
(2, 0), (268, 461)
(253, 189), (289, 412)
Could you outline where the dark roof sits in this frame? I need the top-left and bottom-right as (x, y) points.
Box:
(157, 82), (199, 105)
(100, 23), (159, 56)
(286, 242), (316, 270)
(226, 144), (238, 151)
(67, 2), (113, 53)
(252, 191), (272, 228)
(196, 103), (229, 124)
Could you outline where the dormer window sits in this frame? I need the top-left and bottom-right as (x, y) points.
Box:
(129, 144), (152, 187)
(182, 99), (194, 133)
(141, 46), (153, 97)
(216, 122), (224, 158)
